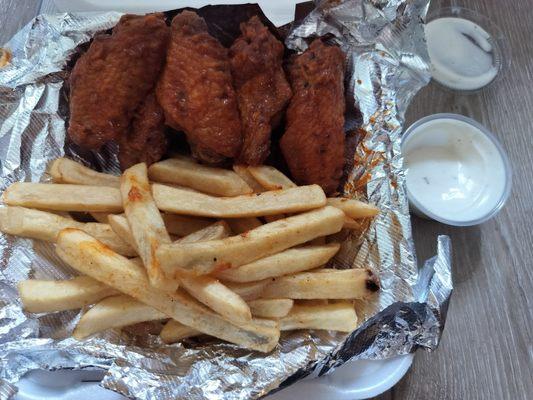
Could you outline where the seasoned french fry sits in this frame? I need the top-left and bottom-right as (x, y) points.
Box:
(160, 317), (277, 344)
(216, 244), (340, 283)
(160, 319), (200, 343)
(224, 280), (270, 301)
(90, 212), (112, 223)
(121, 163), (175, 292)
(152, 184), (326, 218)
(162, 214), (213, 237)
(48, 158), (120, 188)
(179, 275), (251, 323)
(225, 217), (262, 234)
(247, 166), (296, 190)
(326, 198), (379, 219)
(261, 269), (380, 300)
(107, 214), (137, 250)
(172, 220), (252, 323)
(0, 206), (136, 256)
(232, 165), (264, 193)
(280, 302), (357, 332)
(158, 206), (345, 275)
(248, 299), (293, 318)
(55, 229), (279, 352)
(18, 276), (118, 313)
(148, 156), (253, 196)
(73, 295), (167, 339)
(343, 216), (363, 230)
(82, 222), (138, 257)
(2, 183), (122, 212)
(174, 221), (231, 244)
(108, 215), (229, 253)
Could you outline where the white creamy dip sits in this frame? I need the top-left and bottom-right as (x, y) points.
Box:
(425, 17), (499, 90)
(402, 115), (510, 225)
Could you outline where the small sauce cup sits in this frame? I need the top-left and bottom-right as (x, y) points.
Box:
(402, 113), (512, 226)
(425, 7), (510, 93)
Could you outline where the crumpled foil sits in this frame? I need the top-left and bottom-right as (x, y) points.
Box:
(0, 1), (453, 399)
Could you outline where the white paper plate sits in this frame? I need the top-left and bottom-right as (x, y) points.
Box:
(13, 2), (415, 399)
(14, 354), (413, 400)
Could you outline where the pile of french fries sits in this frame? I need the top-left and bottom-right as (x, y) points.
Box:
(0, 156), (380, 353)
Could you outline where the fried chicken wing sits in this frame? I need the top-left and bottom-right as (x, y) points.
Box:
(229, 16), (292, 165)
(280, 40), (346, 195)
(118, 91), (167, 170)
(156, 11), (242, 164)
(68, 13), (169, 150)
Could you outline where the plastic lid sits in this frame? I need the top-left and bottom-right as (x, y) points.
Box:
(425, 7), (510, 92)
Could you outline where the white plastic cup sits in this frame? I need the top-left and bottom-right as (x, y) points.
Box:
(402, 113), (512, 226)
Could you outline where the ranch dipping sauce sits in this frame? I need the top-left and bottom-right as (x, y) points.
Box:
(402, 114), (511, 226)
(425, 10), (506, 91)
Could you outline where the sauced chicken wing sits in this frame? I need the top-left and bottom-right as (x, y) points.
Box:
(156, 11), (242, 164)
(118, 91), (167, 170)
(68, 13), (169, 150)
(280, 40), (346, 195)
(229, 16), (292, 165)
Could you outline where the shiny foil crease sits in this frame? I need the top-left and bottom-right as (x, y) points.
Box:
(0, 1), (452, 399)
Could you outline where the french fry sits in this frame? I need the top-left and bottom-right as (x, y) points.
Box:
(18, 276), (118, 313)
(261, 269), (380, 299)
(0, 206), (136, 256)
(247, 166), (296, 190)
(88, 219), (247, 331)
(224, 280), (270, 301)
(73, 295), (167, 339)
(108, 215), (229, 254)
(174, 221), (231, 244)
(107, 214), (137, 251)
(48, 157), (120, 188)
(120, 163), (175, 292)
(55, 229), (279, 352)
(326, 198), (379, 219)
(148, 156), (253, 196)
(160, 317), (278, 344)
(162, 214), (213, 237)
(109, 213), (218, 246)
(280, 302), (357, 332)
(2, 183), (122, 212)
(160, 319), (200, 343)
(343, 216), (363, 230)
(179, 274), (251, 323)
(248, 299), (293, 318)
(90, 212), (112, 223)
(232, 165), (265, 193)
(225, 217), (262, 234)
(152, 184), (326, 218)
(82, 222), (138, 257)
(172, 220), (251, 324)
(216, 244), (340, 283)
(158, 206), (345, 275)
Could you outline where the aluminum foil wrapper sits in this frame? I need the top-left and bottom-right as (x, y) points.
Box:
(0, 1), (453, 399)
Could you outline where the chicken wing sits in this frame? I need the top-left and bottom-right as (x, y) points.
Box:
(157, 11), (242, 164)
(68, 13), (169, 150)
(118, 91), (167, 170)
(229, 16), (292, 165)
(280, 40), (346, 195)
